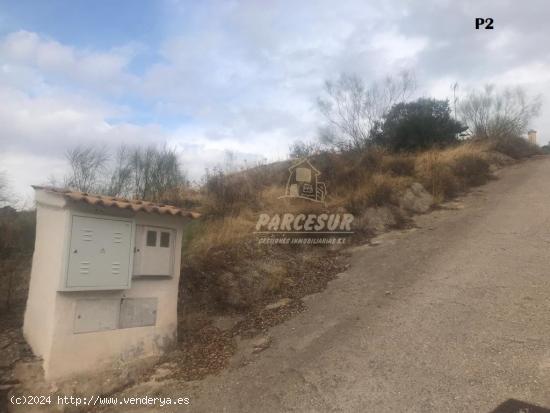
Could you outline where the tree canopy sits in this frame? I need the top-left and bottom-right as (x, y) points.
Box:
(372, 98), (467, 151)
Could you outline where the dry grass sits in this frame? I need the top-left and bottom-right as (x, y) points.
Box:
(345, 173), (410, 214)
(415, 151), (455, 201)
(487, 135), (541, 159)
(380, 154), (416, 176)
(180, 135), (540, 310)
(414, 143), (493, 201)
(189, 136), (536, 268)
(185, 216), (255, 262)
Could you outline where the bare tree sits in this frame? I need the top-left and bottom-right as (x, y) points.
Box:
(318, 70), (416, 151)
(106, 145), (133, 197)
(62, 144), (186, 202)
(64, 145), (109, 192)
(122, 145), (186, 202)
(459, 84), (542, 139)
(288, 140), (323, 159)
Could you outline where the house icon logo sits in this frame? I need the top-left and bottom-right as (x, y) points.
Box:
(279, 158), (327, 203)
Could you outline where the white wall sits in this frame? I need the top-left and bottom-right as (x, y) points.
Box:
(23, 198), (68, 362)
(23, 191), (188, 381)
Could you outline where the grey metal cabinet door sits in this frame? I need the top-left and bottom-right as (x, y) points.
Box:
(66, 216), (132, 289)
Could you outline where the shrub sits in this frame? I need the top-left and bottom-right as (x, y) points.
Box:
(381, 155), (415, 176)
(0, 208), (36, 312)
(372, 98), (467, 151)
(0, 208), (36, 259)
(346, 174), (401, 214)
(450, 153), (490, 187)
(415, 151), (459, 201)
(488, 135), (541, 159)
(185, 216), (254, 264)
(459, 84), (541, 139)
(204, 168), (264, 216)
(357, 147), (385, 172)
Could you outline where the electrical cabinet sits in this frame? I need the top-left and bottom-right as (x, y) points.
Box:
(133, 225), (175, 276)
(63, 215), (133, 290)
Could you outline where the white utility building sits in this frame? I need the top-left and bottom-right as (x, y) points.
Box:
(23, 186), (199, 380)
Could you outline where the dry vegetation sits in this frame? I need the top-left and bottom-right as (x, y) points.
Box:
(179, 135), (540, 320)
(0, 135), (539, 326)
(0, 134), (541, 389)
(0, 207), (35, 314)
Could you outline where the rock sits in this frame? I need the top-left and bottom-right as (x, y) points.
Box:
(484, 151), (515, 166)
(12, 361), (44, 383)
(355, 207), (396, 233)
(263, 298), (292, 311)
(251, 336), (272, 353)
(150, 362), (176, 381)
(399, 182), (433, 213)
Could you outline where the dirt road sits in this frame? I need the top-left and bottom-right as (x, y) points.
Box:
(109, 157), (550, 412)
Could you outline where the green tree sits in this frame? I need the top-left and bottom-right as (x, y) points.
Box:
(372, 98), (467, 151)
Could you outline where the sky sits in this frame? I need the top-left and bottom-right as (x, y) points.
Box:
(1, 0), (549, 206)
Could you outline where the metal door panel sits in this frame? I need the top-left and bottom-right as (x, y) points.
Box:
(67, 216), (132, 289)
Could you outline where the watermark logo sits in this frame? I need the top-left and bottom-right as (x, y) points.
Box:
(279, 158), (326, 203)
(255, 158), (353, 245)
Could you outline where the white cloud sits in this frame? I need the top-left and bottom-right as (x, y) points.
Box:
(0, 31), (138, 93)
(370, 30), (428, 66)
(2, 0), (550, 203)
(0, 151), (66, 207)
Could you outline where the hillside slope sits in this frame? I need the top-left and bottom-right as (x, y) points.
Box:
(103, 155), (550, 412)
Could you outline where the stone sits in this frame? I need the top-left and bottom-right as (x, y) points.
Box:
(252, 336), (272, 353)
(399, 182), (433, 213)
(150, 362), (176, 381)
(355, 207), (396, 233)
(264, 298), (292, 311)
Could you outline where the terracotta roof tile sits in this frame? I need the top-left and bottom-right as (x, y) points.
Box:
(32, 186), (200, 219)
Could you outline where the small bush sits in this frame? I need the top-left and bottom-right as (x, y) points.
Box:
(157, 187), (202, 209)
(489, 136), (541, 159)
(346, 174), (401, 214)
(204, 168), (264, 216)
(450, 153), (490, 187)
(185, 216), (254, 268)
(381, 155), (415, 176)
(0, 208), (36, 259)
(358, 148), (385, 172)
(415, 152), (459, 201)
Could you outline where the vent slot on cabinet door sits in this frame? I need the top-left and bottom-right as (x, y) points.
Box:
(113, 232), (123, 244)
(111, 262), (121, 275)
(82, 229), (93, 242)
(79, 261), (90, 274)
